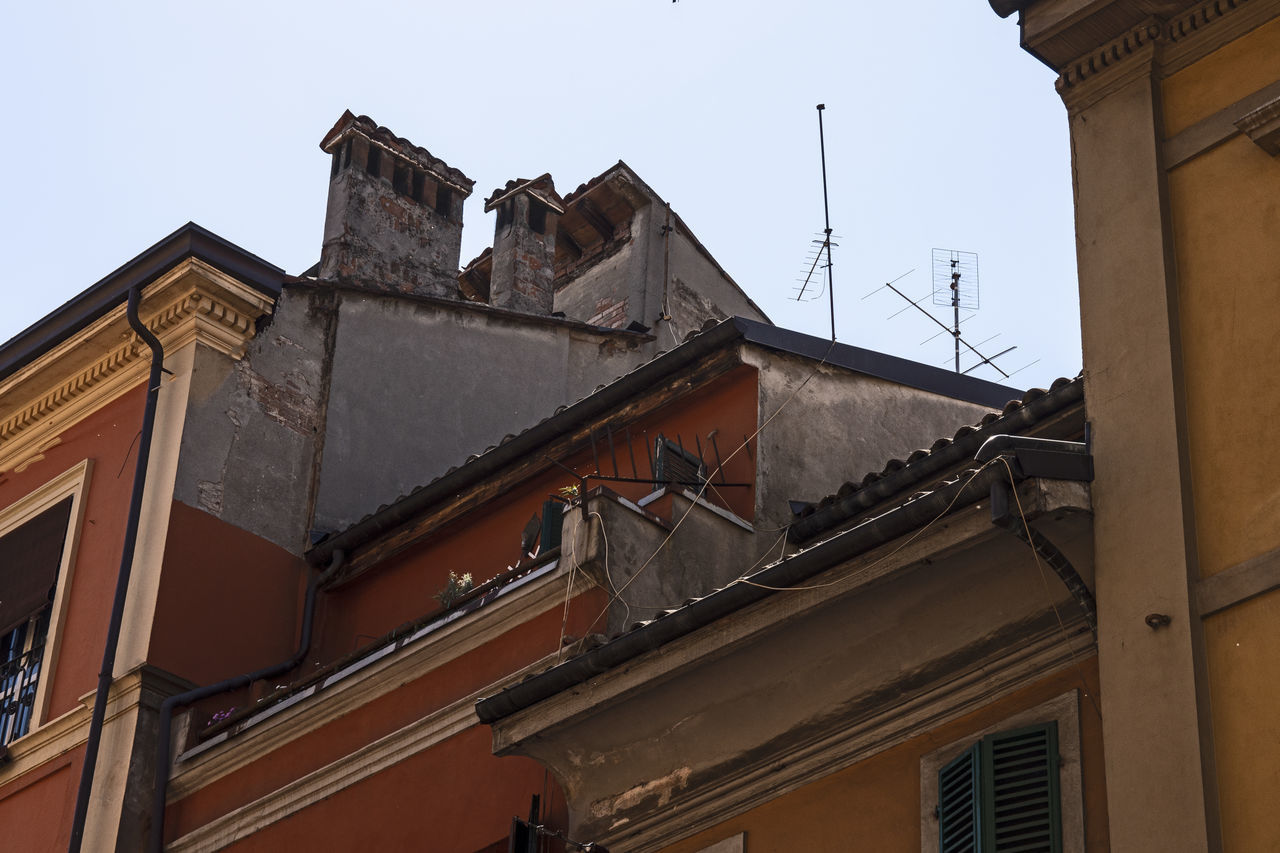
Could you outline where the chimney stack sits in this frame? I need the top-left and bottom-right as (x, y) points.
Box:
(484, 175), (564, 314)
(318, 111), (475, 298)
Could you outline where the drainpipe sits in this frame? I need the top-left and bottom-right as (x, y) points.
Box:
(146, 550), (344, 853)
(68, 287), (165, 852)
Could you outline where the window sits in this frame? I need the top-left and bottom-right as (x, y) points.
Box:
(653, 434), (708, 488)
(0, 461), (89, 747)
(921, 692), (1083, 853)
(937, 723), (1061, 853)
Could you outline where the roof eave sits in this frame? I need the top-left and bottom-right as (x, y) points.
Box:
(0, 222), (284, 381)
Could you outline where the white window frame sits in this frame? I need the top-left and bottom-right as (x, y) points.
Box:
(0, 459), (92, 731)
(920, 690), (1085, 853)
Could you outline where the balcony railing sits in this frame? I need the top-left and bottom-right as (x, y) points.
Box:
(0, 633), (44, 748)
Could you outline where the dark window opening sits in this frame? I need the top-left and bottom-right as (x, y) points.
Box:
(412, 171), (426, 204)
(330, 150), (340, 179)
(340, 139), (352, 171)
(392, 163), (410, 196)
(366, 145), (382, 178)
(528, 202), (548, 235)
(495, 200), (514, 234)
(435, 186), (453, 219)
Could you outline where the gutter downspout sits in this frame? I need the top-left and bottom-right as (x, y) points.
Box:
(69, 287), (165, 852)
(146, 549), (344, 853)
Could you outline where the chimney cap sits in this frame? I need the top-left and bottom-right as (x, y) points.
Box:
(484, 174), (565, 214)
(319, 109), (475, 194)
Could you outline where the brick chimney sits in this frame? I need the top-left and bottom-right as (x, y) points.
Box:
(318, 111), (475, 298)
(484, 175), (564, 314)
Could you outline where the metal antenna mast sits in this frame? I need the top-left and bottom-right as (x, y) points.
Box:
(793, 106), (839, 341)
(816, 104), (835, 342)
(863, 250), (1019, 380)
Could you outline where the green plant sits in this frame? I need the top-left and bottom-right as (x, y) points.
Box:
(435, 571), (474, 609)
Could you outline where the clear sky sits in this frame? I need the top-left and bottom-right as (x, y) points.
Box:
(0, 1), (1079, 389)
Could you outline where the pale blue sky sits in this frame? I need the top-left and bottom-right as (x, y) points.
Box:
(0, 1), (1079, 387)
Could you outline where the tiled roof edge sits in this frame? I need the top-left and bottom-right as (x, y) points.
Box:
(788, 374), (1083, 544)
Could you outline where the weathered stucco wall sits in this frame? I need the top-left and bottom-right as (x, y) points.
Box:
(746, 348), (1003, 532)
(1162, 17), (1280, 852)
(175, 286), (334, 553)
(314, 293), (653, 533)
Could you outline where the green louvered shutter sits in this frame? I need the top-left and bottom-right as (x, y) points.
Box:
(939, 742), (982, 853)
(980, 723), (1061, 853)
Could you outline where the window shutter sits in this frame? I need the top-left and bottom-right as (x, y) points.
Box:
(0, 497), (72, 635)
(939, 742), (982, 853)
(981, 722), (1061, 853)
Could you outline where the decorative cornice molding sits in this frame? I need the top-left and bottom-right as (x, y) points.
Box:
(1165, 0), (1250, 44)
(1053, 0), (1274, 105)
(1055, 20), (1162, 95)
(0, 260), (274, 475)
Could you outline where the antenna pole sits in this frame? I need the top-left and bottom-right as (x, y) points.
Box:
(951, 260), (961, 373)
(816, 104), (835, 342)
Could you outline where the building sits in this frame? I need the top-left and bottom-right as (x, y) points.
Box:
(0, 110), (1017, 851)
(476, 1), (1280, 851)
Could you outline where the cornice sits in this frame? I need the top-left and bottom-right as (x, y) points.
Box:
(1055, 19), (1163, 102)
(607, 626), (1096, 853)
(1051, 0), (1275, 106)
(0, 260), (274, 475)
(0, 665), (180, 794)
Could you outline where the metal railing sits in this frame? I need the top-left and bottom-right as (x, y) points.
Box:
(0, 633), (44, 748)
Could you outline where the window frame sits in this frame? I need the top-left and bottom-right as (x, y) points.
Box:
(0, 459), (92, 734)
(921, 690), (1084, 853)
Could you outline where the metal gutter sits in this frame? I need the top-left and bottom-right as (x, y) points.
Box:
(788, 378), (1083, 544)
(475, 463), (1013, 725)
(68, 288), (166, 851)
(0, 222), (284, 382)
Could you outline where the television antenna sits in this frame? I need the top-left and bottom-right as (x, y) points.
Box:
(792, 104), (837, 343)
(863, 249), (1021, 379)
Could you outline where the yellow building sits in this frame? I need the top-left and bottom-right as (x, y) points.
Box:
(991, 0), (1280, 848)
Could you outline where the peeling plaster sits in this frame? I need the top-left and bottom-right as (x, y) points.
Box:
(591, 766), (692, 820)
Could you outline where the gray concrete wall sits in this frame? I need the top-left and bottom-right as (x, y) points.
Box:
(313, 294), (655, 533)
(174, 286), (335, 553)
(744, 347), (1002, 533)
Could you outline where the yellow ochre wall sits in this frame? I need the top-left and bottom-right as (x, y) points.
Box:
(1162, 18), (1280, 852)
(659, 663), (1108, 853)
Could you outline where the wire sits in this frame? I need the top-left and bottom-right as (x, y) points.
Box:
(734, 456), (1001, 593)
(995, 456), (1104, 721)
(584, 339), (838, 635)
